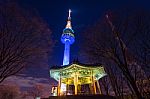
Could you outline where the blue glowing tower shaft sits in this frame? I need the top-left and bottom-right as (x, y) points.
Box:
(63, 41), (70, 65)
(61, 9), (75, 66)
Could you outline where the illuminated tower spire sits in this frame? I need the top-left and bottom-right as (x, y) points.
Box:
(61, 9), (75, 65)
(66, 9), (72, 29)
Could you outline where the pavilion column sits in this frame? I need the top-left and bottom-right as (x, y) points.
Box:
(96, 80), (102, 94)
(93, 80), (97, 94)
(58, 72), (62, 96)
(74, 72), (78, 95)
(91, 70), (97, 94)
(66, 78), (69, 95)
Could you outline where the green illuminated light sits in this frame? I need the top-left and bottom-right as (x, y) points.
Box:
(50, 63), (107, 84)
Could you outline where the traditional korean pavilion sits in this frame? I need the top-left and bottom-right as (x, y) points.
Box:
(50, 10), (106, 96)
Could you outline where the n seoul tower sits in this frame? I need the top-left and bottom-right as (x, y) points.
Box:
(61, 9), (75, 65)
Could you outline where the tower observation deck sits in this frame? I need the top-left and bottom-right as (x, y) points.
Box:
(61, 9), (75, 65)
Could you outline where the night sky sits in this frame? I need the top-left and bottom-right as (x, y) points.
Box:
(18, 0), (150, 65)
(2, 0), (150, 96)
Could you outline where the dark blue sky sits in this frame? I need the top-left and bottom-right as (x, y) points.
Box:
(18, 0), (150, 66)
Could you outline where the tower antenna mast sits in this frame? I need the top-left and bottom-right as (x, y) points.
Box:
(69, 9), (71, 18)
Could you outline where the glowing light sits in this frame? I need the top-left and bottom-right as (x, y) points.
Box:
(65, 9), (72, 29)
(50, 63), (107, 84)
(51, 86), (58, 96)
(69, 9), (71, 17)
(63, 42), (70, 65)
(61, 83), (66, 92)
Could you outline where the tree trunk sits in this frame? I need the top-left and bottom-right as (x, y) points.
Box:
(124, 70), (144, 99)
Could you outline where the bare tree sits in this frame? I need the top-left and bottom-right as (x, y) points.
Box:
(0, 84), (20, 99)
(131, 12), (150, 99)
(81, 9), (150, 99)
(0, 3), (53, 83)
(100, 76), (110, 95)
(27, 84), (45, 99)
